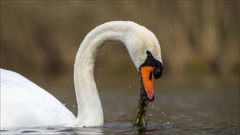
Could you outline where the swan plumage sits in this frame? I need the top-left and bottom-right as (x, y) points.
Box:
(1, 69), (76, 128)
(0, 21), (162, 129)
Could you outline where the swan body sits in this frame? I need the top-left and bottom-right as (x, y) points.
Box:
(0, 21), (162, 129)
(1, 69), (76, 128)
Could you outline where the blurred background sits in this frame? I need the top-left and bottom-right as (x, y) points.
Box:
(0, 1), (239, 133)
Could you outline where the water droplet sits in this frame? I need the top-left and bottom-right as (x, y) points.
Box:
(63, 103), (66, 106)
(101, 52), (103, 55)
(72, 105), (75, 108)
(148, 114), (153, 117)
(151, 104), (155, 108)
(128, 86), (132, 89)
(166, 122), (170, 125)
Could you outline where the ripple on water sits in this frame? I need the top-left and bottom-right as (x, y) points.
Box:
(0, 122), (172, 135)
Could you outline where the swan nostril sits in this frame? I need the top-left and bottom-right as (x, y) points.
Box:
(149, 71), (153, 80)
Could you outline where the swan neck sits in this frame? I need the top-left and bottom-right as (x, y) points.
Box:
(74, 22), (131, 127)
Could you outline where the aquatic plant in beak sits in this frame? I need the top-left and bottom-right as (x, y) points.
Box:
(134, 51), (163, 128)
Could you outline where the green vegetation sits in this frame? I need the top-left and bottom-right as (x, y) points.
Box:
(0, 1), (239, 84)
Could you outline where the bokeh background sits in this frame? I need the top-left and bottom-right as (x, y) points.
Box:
(1, 1), (239, 82)
(0, 1), (239, 133)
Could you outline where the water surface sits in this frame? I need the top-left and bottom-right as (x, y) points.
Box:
(1, 86), (239, 134)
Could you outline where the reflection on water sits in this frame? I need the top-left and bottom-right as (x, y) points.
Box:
(1, 85), (239, 134)
(1, 122), (172, 135)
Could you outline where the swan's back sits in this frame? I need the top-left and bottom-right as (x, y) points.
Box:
(0, 68), (75, 129)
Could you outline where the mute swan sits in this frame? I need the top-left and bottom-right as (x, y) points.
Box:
(0, 21), (163, 129)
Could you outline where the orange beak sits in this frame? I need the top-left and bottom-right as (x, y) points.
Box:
(140, 66), (155, 101)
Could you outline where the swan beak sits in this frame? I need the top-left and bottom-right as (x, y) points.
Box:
(140, 66), (155, 101)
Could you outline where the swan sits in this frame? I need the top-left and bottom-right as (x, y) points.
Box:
(0, 21), (163, 129)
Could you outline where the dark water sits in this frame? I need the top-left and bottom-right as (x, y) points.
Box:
(0, 122), (171, 135)
(1, 86), (239, 135)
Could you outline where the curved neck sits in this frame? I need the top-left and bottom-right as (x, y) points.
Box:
(74, 22), (140, 127)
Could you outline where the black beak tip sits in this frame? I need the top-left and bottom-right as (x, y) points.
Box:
(148, 95), (155, 102)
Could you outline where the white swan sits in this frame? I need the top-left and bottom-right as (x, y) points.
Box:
(0, 21), (163, 129)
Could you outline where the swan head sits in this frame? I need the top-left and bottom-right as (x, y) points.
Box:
(124, 22), (163, 101)
(139, 50), (163, 101)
